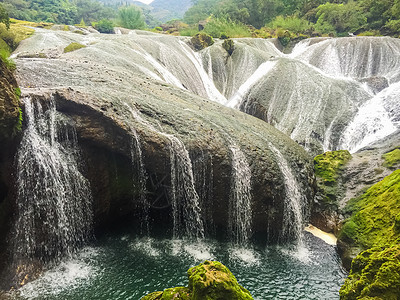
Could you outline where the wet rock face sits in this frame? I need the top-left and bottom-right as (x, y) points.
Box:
(0, 60), (20, 140)
(7, 29), (316, 270)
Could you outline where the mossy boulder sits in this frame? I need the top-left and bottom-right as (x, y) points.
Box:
(339, 245), (400, 300)
(222, 39), (235, 55)
(63, 42), (86, 53)
(141, 261), (253, 300)
(191, 33), (214, 50)
(311, 150), (352, 232)
(382, 148), (400, 168)
(188, 261), (253, 300)
(339, 169), (400, 250)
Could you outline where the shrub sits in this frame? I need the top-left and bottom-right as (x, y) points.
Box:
(179, 26), (199, 36)
(94, 19), (114, 34)
(269, 15), (311, 34)
(191, 32), (214, 50)
(203, 16), (251, 38)
(118, 5), (146, 30)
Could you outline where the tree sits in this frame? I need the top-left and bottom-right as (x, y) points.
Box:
(94, 18), (114, 33)
(314, 2), (367, 34)
(0, 4), (10, 29)
(118, 5), (146, 30)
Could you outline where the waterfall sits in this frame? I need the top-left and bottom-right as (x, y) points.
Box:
(226, 60), (277, 109)
(229, 144), (252, 245)
(130, 130), (149, 234)
(269, 145), (307, 250)
(127, 105), (204, 240)
(340, 88), (398, 153)
(13, 97), (93, 264)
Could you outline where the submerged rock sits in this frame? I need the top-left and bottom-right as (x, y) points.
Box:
(141, 261), (253, 300)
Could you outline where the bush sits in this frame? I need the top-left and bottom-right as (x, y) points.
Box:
(203, 16), (251, 38)
(0, 4), (10, 30)
(94, 19), (114, 33)
(118, 5), (146, 30)
(269, 15), (311, 34)
(191, 32), (214, 50)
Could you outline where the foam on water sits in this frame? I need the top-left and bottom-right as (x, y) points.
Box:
(229, 247), (260, 266)
(171, 239), (214, 261)
(18, 247), (99, 299)
(130, 238), (161, 258)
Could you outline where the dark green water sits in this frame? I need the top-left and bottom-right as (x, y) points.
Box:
(14, 233), (346, 300)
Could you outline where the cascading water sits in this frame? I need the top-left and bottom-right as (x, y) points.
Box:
(126, 105), (204, 240)
(228, 144), (252, 245)
(269, 145), (308, 252)
(130, 130), (149, 234)
(13, 97), (93, 264)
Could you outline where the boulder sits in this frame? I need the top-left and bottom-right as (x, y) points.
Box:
(141, 261), (253, 300)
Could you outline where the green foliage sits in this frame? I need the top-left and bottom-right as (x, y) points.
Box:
(382, 148), (400, 168)
(339, 245), (400, 299)
(339, 170), (400, 249)
(118, 5), (146, 30)
(94, 19), (114, 33)
(63, 42), (86, 53)
(269, 15), (311, 33)
(179, 26), (199, 36)
(314, 2), (367, 34)
(222, 38), (234, 55)
(0, 4), (10, 30)
(203, 17), (251, 38)
(357, 30), (382, 36)
(191, 32), (214, 50)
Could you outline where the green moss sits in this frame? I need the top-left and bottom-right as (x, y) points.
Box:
(339, 170), (400, 249)
(141, 261), (253, 300)
(188, 261), (253, 300)
(339, 245), (400, 299)
(313, 150), (352, 210)
(382, 148), (400, 168)
(63, 42), (86, 53)
(314, 150), (352, 183)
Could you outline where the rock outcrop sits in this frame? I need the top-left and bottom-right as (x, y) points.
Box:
(141, 260), (253, 300)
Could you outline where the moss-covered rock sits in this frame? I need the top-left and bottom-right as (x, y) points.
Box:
(311, 150), (352, 231)
(382, 148), (400, 168)
(191, 33), (214, 50)
(141, 287), (190, 300)
(339, 169), (400, 250)
(63, 42), (86, 53)
(0, 58), (21, 139)
(188, 261), (253, 300)
(339, 245), (400, 300)
(314, 150), (352, 184)
(141, 261), (253, 300)
(222, 39), (235, 55)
